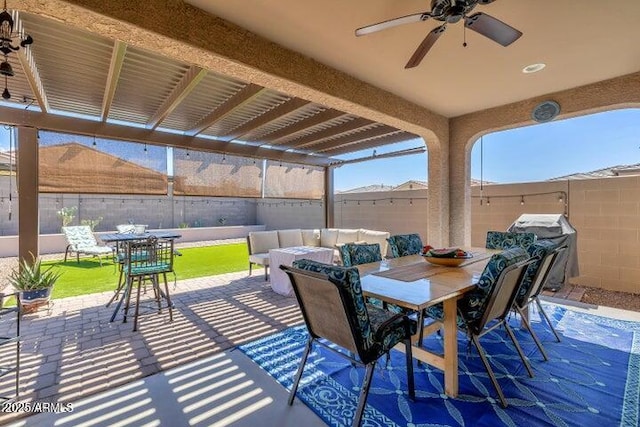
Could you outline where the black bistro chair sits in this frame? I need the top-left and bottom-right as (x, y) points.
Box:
(121, 237), (175, 331)
(281, 260), (416, 427)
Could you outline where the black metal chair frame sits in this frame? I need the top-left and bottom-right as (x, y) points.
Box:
(513, 246), (567, 359)
(282, 265), (415, 427)
(462, 258), (536, 408)
(110, 237), (175, 331)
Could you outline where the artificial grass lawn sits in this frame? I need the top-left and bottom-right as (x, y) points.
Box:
(42, 243), (254, 300)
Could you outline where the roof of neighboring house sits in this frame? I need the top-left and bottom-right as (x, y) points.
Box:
(549, 163), (640, 180)
(392, 180), (428, 191)
(339, 178), (491, 193)
(337, 184), (395, 194)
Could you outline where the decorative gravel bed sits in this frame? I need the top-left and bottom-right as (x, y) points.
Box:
(581, 287), (640, 312)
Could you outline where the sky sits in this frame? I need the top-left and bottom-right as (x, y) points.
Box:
(334, 108), (640, 190)
(2, 108), (639, 190)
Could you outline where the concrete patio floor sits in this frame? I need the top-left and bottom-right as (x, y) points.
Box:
(0, 270), (303, 425)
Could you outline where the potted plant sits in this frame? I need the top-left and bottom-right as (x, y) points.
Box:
(7, 255), (61, 313)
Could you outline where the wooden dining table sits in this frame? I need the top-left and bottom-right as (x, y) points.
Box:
(357, 248), (497, 397)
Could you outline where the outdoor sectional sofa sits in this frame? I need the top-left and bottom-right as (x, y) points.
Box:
(247, 228), (390, 280)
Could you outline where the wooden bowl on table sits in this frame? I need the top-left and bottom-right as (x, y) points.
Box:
(423, 254), (473, 267)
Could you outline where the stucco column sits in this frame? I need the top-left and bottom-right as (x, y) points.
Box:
(423, 133), (449, 248)
(17, 126), (39, 263)
(448, 126), (474, 246)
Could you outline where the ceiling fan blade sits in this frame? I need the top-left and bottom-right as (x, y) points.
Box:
(464, 12), (522, 46)
(405, 25), (446, 69)
(355, 12), (430, 36)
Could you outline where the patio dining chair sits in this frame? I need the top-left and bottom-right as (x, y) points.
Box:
(485, 231), (537, 250)
(387, 233), (423, 258)
(513, 242), (567, 358)
(62, 225), (114, 266)
(282, 260), (416, 427)
(424, 247), (535, 408)
(339, 242), (382, 267)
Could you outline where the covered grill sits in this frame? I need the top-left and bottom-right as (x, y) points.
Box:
(507, 214), (579, 291)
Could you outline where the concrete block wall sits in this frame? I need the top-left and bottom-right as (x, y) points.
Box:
(568, 176), (640, 293)
(0, 174), (258, 235)
(2, 174), (640, 294)
(256, 199), (324, 230)
(38, 194), (258, 234)
(335, 190), (429, 243)
(470, 181), (569, 246)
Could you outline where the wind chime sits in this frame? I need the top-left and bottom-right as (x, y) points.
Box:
(0, 1), (34, 99)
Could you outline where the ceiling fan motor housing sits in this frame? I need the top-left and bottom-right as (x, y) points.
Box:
(430, 0), (480, 22)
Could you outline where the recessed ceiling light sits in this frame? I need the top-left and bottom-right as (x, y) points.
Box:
(522, 63), (546, 74)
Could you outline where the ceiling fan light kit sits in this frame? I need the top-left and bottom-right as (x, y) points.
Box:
(355, 0), (522, 69)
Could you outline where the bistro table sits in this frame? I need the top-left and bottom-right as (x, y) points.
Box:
(357, 248), (496, 398)
(269, 246), (335, 296)
(100, 230), (182, 243)
(101, 230), (182, 322)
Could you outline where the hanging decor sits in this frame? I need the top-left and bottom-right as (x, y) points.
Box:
(0, 1), (34, 99)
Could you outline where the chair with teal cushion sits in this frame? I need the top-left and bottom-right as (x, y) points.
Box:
(114, 237), (175, 331)
(387, 233), (423, 258)
(485, 231), (537, 250)
(340, 243), (382, 267)
(513, 242), (567, 357)
(424, 247), (534, 408)
(282, 259), (416, 427)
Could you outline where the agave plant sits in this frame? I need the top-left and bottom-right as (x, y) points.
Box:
(8, 255), (61, 291)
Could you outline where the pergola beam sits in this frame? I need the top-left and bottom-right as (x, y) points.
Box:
(146, 65), (207, 130)
(290, 117), (375, 149)
(0, 105), (333, 166)
(185, 84), (265, 136)
(312, 125), (400, 152)
(220, 97), (311, 142)
(14, 12), (49, 112)
(263, 109), (346, 144)
(321, 131), (415, 156)
(100, 40), (127, 122)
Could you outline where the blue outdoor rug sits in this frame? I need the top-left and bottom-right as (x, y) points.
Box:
(239, 304), (640, 427)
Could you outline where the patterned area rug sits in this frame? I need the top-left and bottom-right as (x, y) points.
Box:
(239, 304), (640, 427)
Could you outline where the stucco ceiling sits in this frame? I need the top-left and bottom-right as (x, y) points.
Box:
(186, 0), (640, 118)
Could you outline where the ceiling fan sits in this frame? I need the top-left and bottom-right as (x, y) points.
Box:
(355, 0), (522, 69)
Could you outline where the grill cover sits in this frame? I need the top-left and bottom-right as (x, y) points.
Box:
(507, 214), (579, 290)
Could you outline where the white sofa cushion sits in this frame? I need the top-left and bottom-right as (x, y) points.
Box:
(278, 229), (304, 247)
(358, 229), (391, 257)
(320, 228), (339, 248)
(301, 229), (320, 246)
(249, 231), (280, 254)
(249, 253), (270, 266)
(336, 229), (360, 245)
